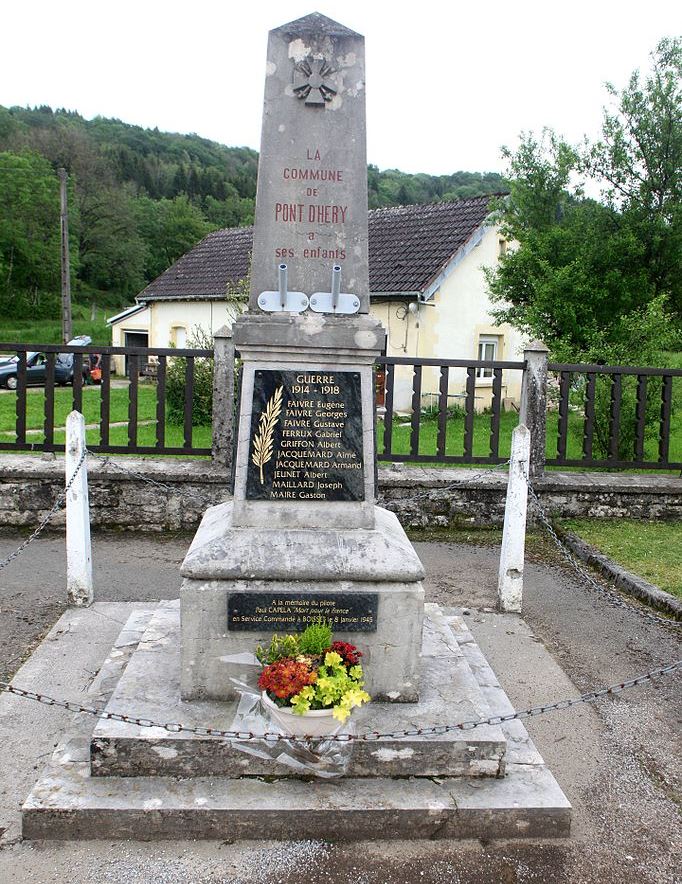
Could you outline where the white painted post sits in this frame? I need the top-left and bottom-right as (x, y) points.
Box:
(66, 410), (93, 607)
(498, 424), (531, 613)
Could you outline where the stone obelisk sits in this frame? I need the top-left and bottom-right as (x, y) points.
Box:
(180, 13), (425, 702)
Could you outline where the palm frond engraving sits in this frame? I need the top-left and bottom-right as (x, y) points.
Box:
(252, 385), (284, 485)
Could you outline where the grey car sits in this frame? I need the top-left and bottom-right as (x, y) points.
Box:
(0, 336), (92, 390)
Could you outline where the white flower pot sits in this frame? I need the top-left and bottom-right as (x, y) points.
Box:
(261, 691), (338, 737)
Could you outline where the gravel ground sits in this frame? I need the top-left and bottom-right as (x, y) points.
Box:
(0, 527), (680, 883)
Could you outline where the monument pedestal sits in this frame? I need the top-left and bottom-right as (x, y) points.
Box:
(21, 602), (571, 840)
(180, 501), (425, 702)
(179, 311), (427, 703)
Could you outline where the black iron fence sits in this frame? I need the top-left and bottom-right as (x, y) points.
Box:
(0, 342), (680, 473)
(376, 356), (525, 464)
(546, 362), (682, 471)
(0, 343), (213, 456)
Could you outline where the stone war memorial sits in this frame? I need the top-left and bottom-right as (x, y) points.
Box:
(22, 13), (570, 839)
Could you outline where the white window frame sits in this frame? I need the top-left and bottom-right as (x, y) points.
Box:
(477, 335), (499, 379)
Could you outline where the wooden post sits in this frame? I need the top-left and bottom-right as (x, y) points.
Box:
(58, 168), (73, 345)
(498, 423), (530, 613)
(66, 411), (93, 607)
(211, 325), (235, 476)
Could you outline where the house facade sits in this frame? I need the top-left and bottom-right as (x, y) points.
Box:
(109, 195), (526, 412)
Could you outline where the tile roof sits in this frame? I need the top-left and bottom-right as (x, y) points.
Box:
(138, 194), (498, 302)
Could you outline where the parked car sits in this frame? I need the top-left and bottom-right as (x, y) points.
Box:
(0, 336), (93, 390)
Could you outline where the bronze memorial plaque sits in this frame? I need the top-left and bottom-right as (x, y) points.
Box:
(246, 369), (364, 501)
(228, 592), (378, 632)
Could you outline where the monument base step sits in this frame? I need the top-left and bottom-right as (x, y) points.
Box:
(22, 764), (570, 842)
(21, 605), (571, 841)
(89, 601), (507, 780)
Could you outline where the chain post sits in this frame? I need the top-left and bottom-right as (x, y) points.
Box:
(66, 411), (93, 607)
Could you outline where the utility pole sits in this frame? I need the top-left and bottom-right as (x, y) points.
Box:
(59, 168), (73, 344)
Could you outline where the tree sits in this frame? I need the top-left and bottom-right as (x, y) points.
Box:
(586, 37), (681, 316)
(487, 38), (682, 360)
(0, 151), (66, 317)
(134, 195), (214, 280)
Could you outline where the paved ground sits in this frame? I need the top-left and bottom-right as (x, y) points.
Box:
(0, 528), (680, 884)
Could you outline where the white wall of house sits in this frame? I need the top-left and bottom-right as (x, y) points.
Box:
(148, 300), (239, 350)
(371, 226), (527, 413)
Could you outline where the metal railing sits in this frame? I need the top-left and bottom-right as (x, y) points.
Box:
(376, 356), (526, 464)
(547, 362), (682, 471)
(1, 343), (680, 473)
(0, 343), (213, 457)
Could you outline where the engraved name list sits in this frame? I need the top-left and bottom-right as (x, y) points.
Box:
(246, 369), (364, 502)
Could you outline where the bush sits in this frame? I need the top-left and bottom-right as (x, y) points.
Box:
(166, 328), (214, 426)
(568, 296), (679, 460)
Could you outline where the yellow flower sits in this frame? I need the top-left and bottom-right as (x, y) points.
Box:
(324, 651), (343, 668)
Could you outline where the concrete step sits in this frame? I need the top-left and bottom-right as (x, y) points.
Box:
(21, 603), (571, 841)
(89, 601), (507, 779)
(23, 760), (570, 842)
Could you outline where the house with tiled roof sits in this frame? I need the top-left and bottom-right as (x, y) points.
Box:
(109, 195), (526, 411)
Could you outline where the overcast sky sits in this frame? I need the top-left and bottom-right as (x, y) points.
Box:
(2, 1), (679, 175)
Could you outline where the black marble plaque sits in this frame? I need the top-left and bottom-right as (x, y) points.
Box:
(246, 369), (364, 501)
(228, 592), (378, 632)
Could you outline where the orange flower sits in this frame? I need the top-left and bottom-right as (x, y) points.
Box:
(258, 659), (316, 700)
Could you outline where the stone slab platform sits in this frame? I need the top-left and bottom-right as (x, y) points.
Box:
(23, 761), (570, 842)
(21, 606), (571, 841)
(89, 601), (506, 779)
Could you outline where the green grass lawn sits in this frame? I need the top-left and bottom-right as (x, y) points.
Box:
(561, 518), (682, 599)
(0, 385), (211, 453)
(377, 406), (682, 468)
(0, 297), (126, 346)
(0, 386), (157, 432)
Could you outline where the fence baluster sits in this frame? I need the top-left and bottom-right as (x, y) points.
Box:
(409, 363), (422, 456)
(128, 355), (139, 447)
(15, 352), (27, 445)
(489, 367), (503, 459)
(556, 371), (570, 461)
(608, 374), (622, 460)
(582, 373), (596, 461)
(382, 362), (394, 457)
(184, 357), (194, 450)
(658, 375), (673, 465)
(156, 356), (166, 449)
(72, 354), (83, 413)
(44, 353), (55, 448)
(463, 367), (476, 459)
(436, 366), (449, 457)
(100, 355), (111, 447)
(634, 374), (647, 461)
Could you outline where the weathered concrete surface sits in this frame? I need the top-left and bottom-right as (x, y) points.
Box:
(181, 501), (425, 702)
(0, 532), (680, 883)
(497, 424), (530, 612)
(181, 501), (425, 582)
(90, 601), (506, 779)
(2, 454), (679, 531)
(231, 317), (385, 530)
(519, 341), (549, 478)
(20, 603), (569, 841)
(248, 13), (369, 312)
(23, 764), (570, 842)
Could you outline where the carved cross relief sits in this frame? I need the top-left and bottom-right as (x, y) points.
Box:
(293, 57), (337, 106)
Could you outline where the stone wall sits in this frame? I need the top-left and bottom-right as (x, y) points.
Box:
(0, 454), (680, 533)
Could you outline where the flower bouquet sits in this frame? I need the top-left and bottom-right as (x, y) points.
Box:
(256, 620), (370, 737)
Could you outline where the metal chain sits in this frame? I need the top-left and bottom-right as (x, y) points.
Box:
(0, 447), (87, 572)
(1, 659), (678, 743)
(526, 480), (681, 630)
(388, 459), (511, 505)
(86, 449), (179, 494)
